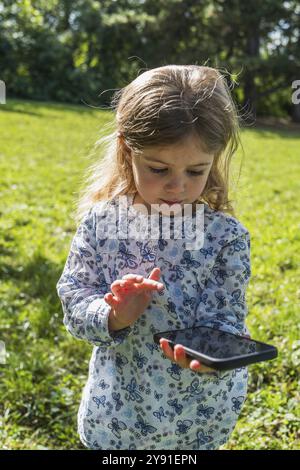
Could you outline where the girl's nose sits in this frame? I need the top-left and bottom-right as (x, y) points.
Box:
(165, 176), (186, 193)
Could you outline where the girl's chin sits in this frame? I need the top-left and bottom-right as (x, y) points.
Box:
(133, 194), (199, 216)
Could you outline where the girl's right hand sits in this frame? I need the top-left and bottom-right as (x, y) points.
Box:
(104, 267), (164, 331)
(159, 339), (215, 374)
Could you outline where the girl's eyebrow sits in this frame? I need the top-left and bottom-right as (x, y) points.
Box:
(143, 156), (211, 167)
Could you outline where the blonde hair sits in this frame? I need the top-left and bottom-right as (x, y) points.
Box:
(75, 64), (244, 224)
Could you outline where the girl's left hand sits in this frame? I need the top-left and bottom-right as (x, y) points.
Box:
(159, 339), (215, 374)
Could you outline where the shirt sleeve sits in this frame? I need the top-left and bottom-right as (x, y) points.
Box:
(56, 207), (132, 347)
(195, 231), (251, 337)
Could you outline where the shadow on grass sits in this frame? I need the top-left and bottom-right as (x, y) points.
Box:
(1, 252), (61, 304)
(0, 251), (66, 341)
(243, 122), (300, 139)
(0, 98), (112, 116)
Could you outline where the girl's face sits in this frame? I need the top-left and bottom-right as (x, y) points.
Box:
(127, 134), (214, 213)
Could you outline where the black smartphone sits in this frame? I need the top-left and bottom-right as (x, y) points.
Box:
(153, 326), (278, 371)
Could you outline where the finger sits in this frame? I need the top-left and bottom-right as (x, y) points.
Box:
(174, 344), (190, 368)
(111, 279), (136, 292)
(189, 360), (202, 372)
(137, 278), (164, 291)
(148, 268), (164, 290)
(116, 279), (161, 293)
(122, 268), (163, 290)
(125, 282), (161, 294)
(110, 279), (125, 290)
(159, 339), (175, 361)
(111, 277), (163, 295)
(122, 274), (143, 282)
(148, 267), (161, 281)
(189, 360), (215, 374)
(110, 283), (124, 296)
(119, 278), (140, 290)
(112, 277), (162, 290)
(104, 292), (118, 308)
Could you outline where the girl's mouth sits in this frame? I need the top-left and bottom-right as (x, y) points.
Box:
(160, 199), (183, 205)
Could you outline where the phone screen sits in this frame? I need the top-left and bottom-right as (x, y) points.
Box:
(159, 326), (270, 359)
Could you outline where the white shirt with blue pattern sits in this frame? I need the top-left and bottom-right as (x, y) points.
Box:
(57, 194), (251, 450)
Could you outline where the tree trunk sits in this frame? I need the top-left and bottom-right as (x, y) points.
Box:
(243, 27), (260, 120)
(243, 72), (257, 119)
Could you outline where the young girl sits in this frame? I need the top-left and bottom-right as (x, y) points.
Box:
(56, 64), (251, 450)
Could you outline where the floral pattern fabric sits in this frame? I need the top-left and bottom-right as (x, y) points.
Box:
(56, 194), (251, 450)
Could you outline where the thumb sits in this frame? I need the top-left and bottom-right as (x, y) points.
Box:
(148, 267), (161, 281)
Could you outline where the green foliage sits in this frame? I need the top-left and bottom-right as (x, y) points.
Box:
(0, 99), (299, 449)
(0, 1), (299, 118)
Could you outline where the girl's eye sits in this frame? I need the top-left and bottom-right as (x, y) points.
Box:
(149, 167), (204, 176)
(149, 167), (167, 174)
(188, 170), (205, 176)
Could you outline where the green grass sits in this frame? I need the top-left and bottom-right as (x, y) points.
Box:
(0, 99), (299, 450)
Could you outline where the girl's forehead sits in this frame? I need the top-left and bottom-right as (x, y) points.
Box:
(133, 151), (213, 170)
(137, 137), (213, 162)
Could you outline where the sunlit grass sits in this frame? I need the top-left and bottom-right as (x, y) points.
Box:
(0, 99), (299, 449)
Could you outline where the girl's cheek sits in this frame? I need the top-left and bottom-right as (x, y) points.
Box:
(133, 165), (156, 185)
(142, 173), (160, 186)
(135, 174), (161, 199)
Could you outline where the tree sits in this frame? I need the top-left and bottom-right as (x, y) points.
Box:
(0, 0), (299, 120)
(205, 0), (300, 121)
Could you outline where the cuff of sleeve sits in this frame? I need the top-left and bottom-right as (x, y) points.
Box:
(86, 298), (133, 346)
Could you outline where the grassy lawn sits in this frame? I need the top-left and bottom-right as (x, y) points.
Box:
(0, 99), (299, 450)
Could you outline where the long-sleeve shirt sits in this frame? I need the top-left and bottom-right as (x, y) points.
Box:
(56, 193), (251, 450)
